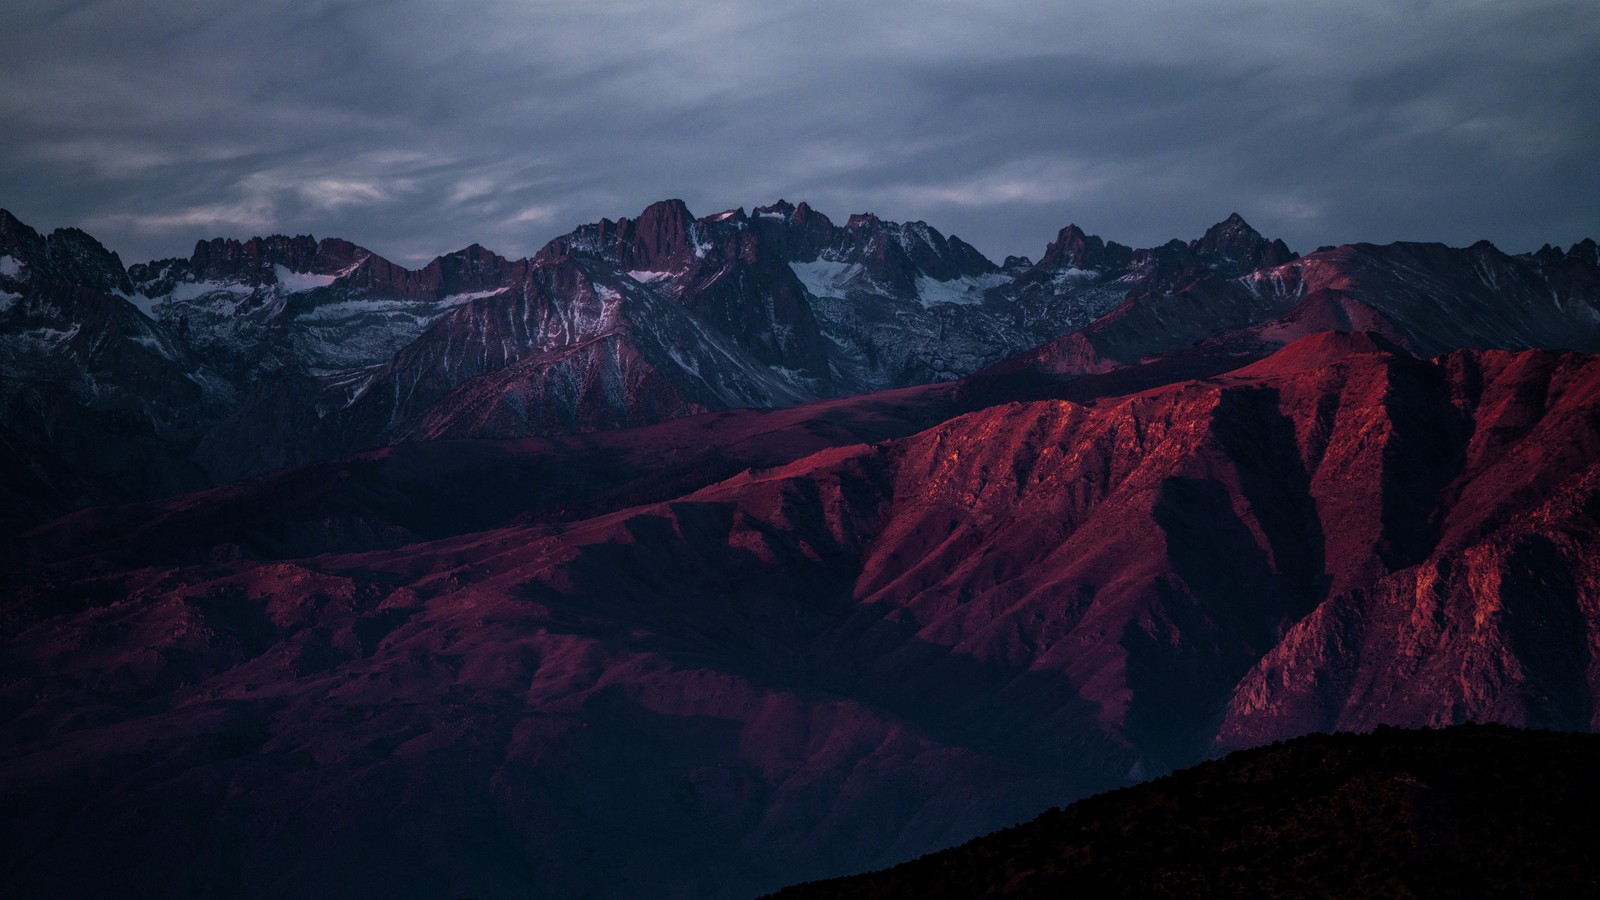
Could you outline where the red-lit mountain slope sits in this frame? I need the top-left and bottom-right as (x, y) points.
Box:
(5, 332), (1599, 897)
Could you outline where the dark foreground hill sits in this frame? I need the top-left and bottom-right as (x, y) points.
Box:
(768, 724), (1600, 899)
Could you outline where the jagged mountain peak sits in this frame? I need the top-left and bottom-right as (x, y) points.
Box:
(1190, 211), (1297, 269)
(637, 197), (697, 229)
(428, 242), (517, 289)
(1190, 211), (1257, 250)
(0, 211), (44, 283)
(1531, 243), (1565, 266)
(754, 199), (796, 217)
(0, 208), (43, 262)
(1214, 210), (1253, 231)
(1038, 222), (1123, 272)
(430, 241), (511, 269)
(43, 227), (132, 294)
(547, 198), (709, 273)
(752, 199), (833, 228)
(0, 213), (132, 294)
(188, 232), (321, 284)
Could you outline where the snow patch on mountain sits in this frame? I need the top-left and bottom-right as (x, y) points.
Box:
(440, 288), (510, 305)
(665, 344), (702, 379)
(791, 260), (864, 299)
(12, 324), (80, 347)
(296, 295), (475, 322)
(0, 255), (21, 278)
(168, 280), (250, 304)
(128, 329), (182, 359)
(273, 265), (338, 293)
(1053, 267), (1099, 283)
(914, 273), (1009, 307)
(769, 365), (815, 387)
(627, 270), (675, 284)
(121, 290), (168, 318)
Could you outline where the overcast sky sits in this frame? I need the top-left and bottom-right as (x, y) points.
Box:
(3, 0), (1597, 266)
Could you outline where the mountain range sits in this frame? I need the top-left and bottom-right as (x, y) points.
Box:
(0, 199), (1341, 526)
(3, 199), (1599, 897)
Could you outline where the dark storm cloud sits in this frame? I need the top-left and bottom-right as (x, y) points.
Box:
(2, 0), (1596, 266)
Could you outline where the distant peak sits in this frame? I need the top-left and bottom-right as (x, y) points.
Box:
(316, 236), (365, 254)
(1192, 213), (1296, 268)
(638, 198), (693, 220)
(1202, 212), (1261, 241)
(0, 209), (39, 259)
(754, 199), (796, 218)
(1041, 222), (1112, 271)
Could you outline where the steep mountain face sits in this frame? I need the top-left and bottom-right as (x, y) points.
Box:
(0, 212), (225, 523)
(768, 725), (1600, 899)
(544, 199), (832, 379)
(1219, 347), (1600, 745)
(754, 201), (1100, 390)
(7, 334), (1600, 897)
(194, 259), (820, 480)
(546, 197), (1108, 393)
(125, 233), (523, 379)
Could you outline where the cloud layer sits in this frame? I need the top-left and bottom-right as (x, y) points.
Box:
(4, 0), (1597, 264)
